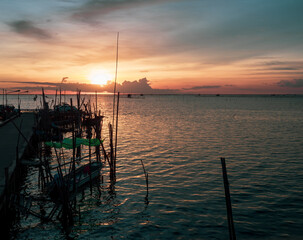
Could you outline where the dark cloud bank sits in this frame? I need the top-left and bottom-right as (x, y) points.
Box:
(12, 77), (229, 94)
(277, 79), (303, 88)
(8, 77), (303, 94)
(11, 78), (179, 94)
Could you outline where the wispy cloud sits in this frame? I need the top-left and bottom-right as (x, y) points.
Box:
(277, 79), (303, 88)
(244, 60), (303, 77)
(269, 67), (301, 71)
(255, 60), (303, 70)
(8, 20), (52, 40)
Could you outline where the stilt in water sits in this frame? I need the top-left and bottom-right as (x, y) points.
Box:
(114, 92), (120, 178)
(140, 159), (149, 204)
(108, 123), (115, 182)
(220, 157), (236, 240)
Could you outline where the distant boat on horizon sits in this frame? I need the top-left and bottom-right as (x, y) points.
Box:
(124, 93), (145, 99)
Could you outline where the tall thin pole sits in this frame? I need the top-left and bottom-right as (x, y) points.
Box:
(95, 91), (98, 115)
(18, 93), (20, 111)
(60, 88), (62, 106)
(112, 32), (119, 125)
(220, 157), (236, 240)
(54, 89), (58, 108)
(114, 92), (120, 176)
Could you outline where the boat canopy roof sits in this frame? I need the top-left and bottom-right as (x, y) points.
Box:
(45, 138), (102, 149)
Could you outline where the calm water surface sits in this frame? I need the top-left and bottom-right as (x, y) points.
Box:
(7, 94), (303, 239)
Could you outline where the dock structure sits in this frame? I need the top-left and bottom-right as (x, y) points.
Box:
(0, 112), (37, 211)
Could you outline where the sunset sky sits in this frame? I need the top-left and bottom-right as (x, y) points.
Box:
(1, 0), (303, 94)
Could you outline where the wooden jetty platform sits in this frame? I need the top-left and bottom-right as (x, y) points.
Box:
(0, 112), (37, 211)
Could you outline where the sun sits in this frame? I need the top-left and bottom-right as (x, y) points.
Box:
(88, 69), (112, 86)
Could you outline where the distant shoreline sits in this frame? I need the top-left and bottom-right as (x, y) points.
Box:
(3, 93), (303, 97)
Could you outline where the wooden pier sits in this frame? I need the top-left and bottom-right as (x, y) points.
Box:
(0, 90), (121, 233)
(0, 112), (37, 211)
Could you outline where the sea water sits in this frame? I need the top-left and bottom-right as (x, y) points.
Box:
(6, 94), (303, 239)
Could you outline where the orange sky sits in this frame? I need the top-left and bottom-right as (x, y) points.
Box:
(1, 0), (303, 94)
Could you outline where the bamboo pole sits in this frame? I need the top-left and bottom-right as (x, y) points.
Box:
(100, 140), (109, 165)
(59, 88), (61, 106)
(220, 157), (236, 240)
(140, 159), (149, 203)
(76, 89), (82, 159)
(71, 98), (76, 193)
(114, 92), (120, 177)
(108, 123), (114, 181)
(77, 89), (81, 110)
(55, 89), (57, 109)
(95, 91), (97, 115)
(89, 137), (92, 194)
(93, 115), (102, 163)
(112, 32), (119, 126)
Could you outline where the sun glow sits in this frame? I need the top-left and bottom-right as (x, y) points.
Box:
(88, 69), (113, 86)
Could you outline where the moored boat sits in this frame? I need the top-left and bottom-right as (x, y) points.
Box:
(48, 161), (102, 199)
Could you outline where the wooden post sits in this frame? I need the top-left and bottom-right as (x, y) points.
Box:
(54, 89), (57, 109)
(77, 89), (81, 110)
(109, 123), (114, 181)
(76, 90), (82, 159)
(59, 88), (61, 106)
(220, 157), (236, 240)
(71, 98), (76, 193)
(95, 91), (97, 115)
(89, 137), (92, 194)
(95, 116), (101, 163)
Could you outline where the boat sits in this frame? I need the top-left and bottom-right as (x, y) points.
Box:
(54, 103), (78, 112)
(0, 104), (19, 121)
(48, 161), (102, 199)
(125, 94), (145, 99)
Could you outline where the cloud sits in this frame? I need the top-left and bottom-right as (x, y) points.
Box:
(5, 78), (179, 94)
(245, 60), (303, 77)
(102, 77), (179, 93)
(256, 60), (303, 70)
(71, 0), (171, 23)
(277, 79), (303, 88)
(107, 78), (153, 93)
(8, 20), (52, 39)
(183, 85), (221, 90)
(269, 67), (300, 71)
